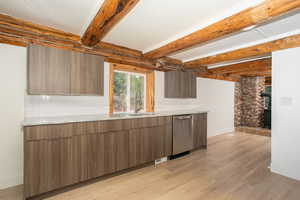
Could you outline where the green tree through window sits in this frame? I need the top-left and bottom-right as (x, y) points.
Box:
(113, 71), (145, 113)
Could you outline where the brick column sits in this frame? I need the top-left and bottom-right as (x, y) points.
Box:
(235, 77), (265, 128)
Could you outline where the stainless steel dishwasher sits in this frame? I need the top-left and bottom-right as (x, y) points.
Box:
(172, 115), (193, 155)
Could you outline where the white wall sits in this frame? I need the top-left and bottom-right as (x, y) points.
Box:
(271, 47), (300, 181)
(0, 44), (26, 189)
(155, 71), (235, 137)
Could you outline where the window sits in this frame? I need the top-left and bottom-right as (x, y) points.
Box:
(109, 63), (155, 114)
(113, 71), (145, 113)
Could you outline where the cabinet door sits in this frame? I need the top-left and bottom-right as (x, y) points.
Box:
(85, 130), (129, 178)
(186, 72), (197, 98)
(151, 126), (168, 159)
(129, 128), (153, 166)
(192, 113), (207, 149)
(70, 52), (104, 95)
(179, 71), (186, 98)
(87, 133), (105, 178)
(28, 44), (71, 95)
(165, 71), (179, 98)
(129, 125), (172, 167)
(163, 123), (173, 156)
(164, 71), (196, 98)
(103, 130), (130, 174)
(24, 138), (73, 198)
(72, 135), (88, 182)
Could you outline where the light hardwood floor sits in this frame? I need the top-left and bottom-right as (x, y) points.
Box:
(1, 132), (300, 200)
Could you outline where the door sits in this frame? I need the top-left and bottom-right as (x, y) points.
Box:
(173, 115), (193, 155)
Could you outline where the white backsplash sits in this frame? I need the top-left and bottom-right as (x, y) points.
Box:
(25, 65), (228, 120)
(25, 95), (109, 117)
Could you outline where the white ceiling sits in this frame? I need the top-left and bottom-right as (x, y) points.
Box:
(102, 0), (259, 52)
(0, 0), (300, 62)
(0, 0), (105, 34)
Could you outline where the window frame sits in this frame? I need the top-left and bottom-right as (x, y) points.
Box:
(109, 63), (155, 114)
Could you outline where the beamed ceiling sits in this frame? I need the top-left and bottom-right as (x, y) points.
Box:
(1, 0), (300, 82)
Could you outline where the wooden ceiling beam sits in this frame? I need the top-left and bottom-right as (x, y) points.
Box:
(208, 58), (271, 74)
(0, 32), (159, 69)
(197, 72), (240, 82)
(204, 58), (272, 80)
(228, 69), (272, 77)
(81, 0), (139, 46)
(98, 41), (142, 57)
(0, 13), (79, 41)
(0, 13), (184, 71)
(185, 34), (300, 67)
(144, 0), (300, 59)
(0, 36), (27, 47)
(159, 57), (183, 65)
(265, 77), (272, 85)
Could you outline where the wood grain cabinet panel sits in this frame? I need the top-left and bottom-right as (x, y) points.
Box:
(27, 44), (104, 96)
(192, 113), (207, 149)
(129, 128), (152, 166)
(72, 135), (88, 182)
(87, 133), (105, 178)
(24, 124), (73, 141)
(165, 71), (197, 98)
(165, 71), (180, 98)
(28, 44), (71, 95)
(103, 130), (129, 174)
(24, 138), (74, 198)
(86, 130), (130, 178)
(129, 124), (172, 167)
(70, 52), (104, 95)
(114, 131), (130, 171)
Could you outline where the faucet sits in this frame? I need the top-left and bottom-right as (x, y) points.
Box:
(133, 92), (143, 113)
(134, 106), (142, 113)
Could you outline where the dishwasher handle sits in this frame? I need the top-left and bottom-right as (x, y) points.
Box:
(174, 115), (192, 120)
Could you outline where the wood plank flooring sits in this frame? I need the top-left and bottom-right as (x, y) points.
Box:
(1, 132), (300, 200)
(236, 126), (271, 137)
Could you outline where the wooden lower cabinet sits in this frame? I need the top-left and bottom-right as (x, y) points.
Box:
(129, 125), (172, 167)
(192, 113), (207, 149)
(24, 117), (173, 198)
(72, 135), (88, 182)
(24, 138), (74, 198)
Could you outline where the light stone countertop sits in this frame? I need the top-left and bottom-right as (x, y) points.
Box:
(23, 109), (209, 126)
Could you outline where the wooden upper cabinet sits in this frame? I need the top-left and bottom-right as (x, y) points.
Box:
(70, 52), (104, 95)
(27, 44), (104, 96)
(164, 71), (197, 98)
(28, 44), (71, 95)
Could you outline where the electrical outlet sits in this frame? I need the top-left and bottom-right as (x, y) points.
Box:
(155, 157), (168, 165)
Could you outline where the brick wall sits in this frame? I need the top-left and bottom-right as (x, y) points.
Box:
(235, 77), (265, 127)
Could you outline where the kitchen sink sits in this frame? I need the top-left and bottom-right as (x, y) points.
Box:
(109, 112), (157, 118)
(109, 113), (128, 118)
(127, 112), (156, 116)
